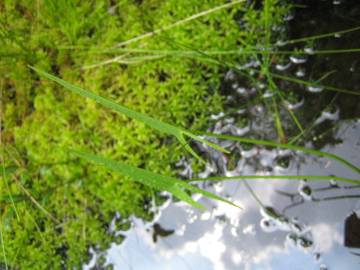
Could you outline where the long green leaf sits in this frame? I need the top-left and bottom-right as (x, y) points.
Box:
(72, 150), (241, 210)
(191, 175), (360, 185)
(199, 132), (360, 175)
(30, 67), (228, 162)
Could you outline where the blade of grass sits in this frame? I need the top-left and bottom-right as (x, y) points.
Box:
(0, 219), (7, 270)
(198, 132), (360, 175)
(13, 177), (59, 224)
(279, 25), (360, 46)
(190, 175), (360, 185)
(30, 67), (229, 162)
(270, 72), (360, 96)
(72, 150), (241, 210)
(0, 83), (20, 221)
(288, 94), (339, 144)
(114, 0), (246, 47)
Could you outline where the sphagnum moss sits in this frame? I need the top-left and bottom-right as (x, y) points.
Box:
(0, 0), (266, 269)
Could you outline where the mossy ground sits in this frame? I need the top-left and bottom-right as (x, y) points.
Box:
(0, 0), (289, 269)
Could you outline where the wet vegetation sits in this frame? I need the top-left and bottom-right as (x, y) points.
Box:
(1, 0), (359, 269)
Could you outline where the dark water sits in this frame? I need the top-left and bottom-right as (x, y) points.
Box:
(84, 1), (360, 269)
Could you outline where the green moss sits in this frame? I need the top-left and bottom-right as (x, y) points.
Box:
(0, 0), (289, 269)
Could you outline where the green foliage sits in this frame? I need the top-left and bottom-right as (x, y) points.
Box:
(0, 0), (264, 269)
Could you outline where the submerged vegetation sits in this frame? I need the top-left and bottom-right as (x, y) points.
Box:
(1, 0), (359, 269)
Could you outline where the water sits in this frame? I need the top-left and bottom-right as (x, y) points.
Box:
(83, 1), (360, 269)
(85, 121), (360, 270)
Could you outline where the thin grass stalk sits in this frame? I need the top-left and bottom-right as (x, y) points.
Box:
(191, 175), (360, 185)
(0, 220), (8, 270)
(30, 67), (229, 162)
(72, 150), (241, 210)
(0, 85), (20, 221)
(198, 132), (360, 175)
(279, 25), (360, 46)
(114, 0), (246, 47)
(270, 72), (360, 96)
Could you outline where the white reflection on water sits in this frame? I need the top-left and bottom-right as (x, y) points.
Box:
(84, 121), (360, 270)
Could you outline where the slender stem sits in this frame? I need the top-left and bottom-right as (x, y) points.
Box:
(0, 223), (7, 270)
(198, 132), (360, 175)
(190, 175), (360, 185)
(114, 0), (245, 47)
(280, 25), (360, 46)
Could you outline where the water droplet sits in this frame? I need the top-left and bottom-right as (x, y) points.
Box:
(296, 68), (305, 77)
(262, 90), (274, 98)
(225, 70), (236, 81)
(304, 47), (315, 55)
(298, 180), (312, 201)
(314, 107), (339, 125)
(260, 218), (278, 232)
(276, 62), (291, 71)
(307, 85), (324, 93)
(284, 13), (294, 21)
(276, 40), (286, 47)
(290, 56), (307, 64)
(284, 98), (304, 110)
(211, 112), (225, 120)
(330, 179), (338, 187)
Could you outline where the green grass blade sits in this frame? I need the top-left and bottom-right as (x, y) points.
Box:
(190, 175), (360, 185)
(0, 220), (8, 270)
(72, 150), (240, 210)
(271, 73), (360, 96)
(30, 67), (228, 161)
(114, 0), (246, 47)
(198, 132), (360, 175)
(280, 25), (360, 46)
